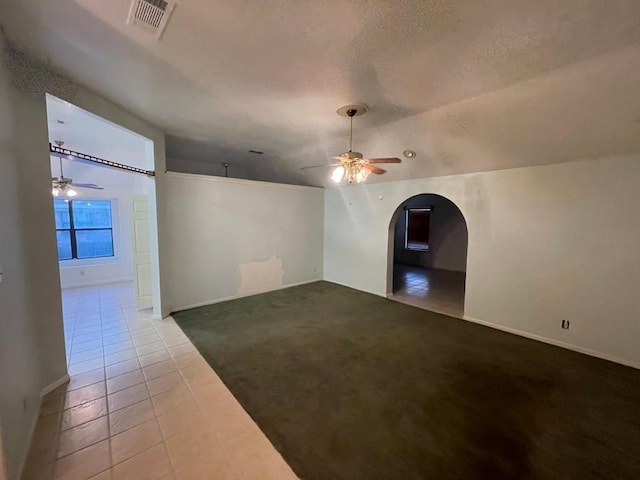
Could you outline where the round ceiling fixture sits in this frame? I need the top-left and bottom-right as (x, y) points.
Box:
(403, 149), (417, 158)
(336, 104), (368, 117)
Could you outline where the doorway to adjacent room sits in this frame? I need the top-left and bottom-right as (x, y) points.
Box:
(387, 194), (468, 317)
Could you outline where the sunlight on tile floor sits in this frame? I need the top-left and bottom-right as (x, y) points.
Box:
(22, 283), (297, 480)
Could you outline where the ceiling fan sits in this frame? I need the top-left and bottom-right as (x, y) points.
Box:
(51, 140), (104, 197)
(302, 104), (401, 184)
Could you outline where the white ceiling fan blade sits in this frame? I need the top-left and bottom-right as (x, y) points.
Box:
(73, 183), (104, 189)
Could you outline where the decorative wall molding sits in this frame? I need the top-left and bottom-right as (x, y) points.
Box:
(166, 171), (323, 191)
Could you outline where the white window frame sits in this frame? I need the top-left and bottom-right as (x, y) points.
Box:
(57, 198), (124, 268)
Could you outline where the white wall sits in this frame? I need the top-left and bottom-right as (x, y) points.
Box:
(46, 94), (152, 170)
(324, 155), (640, 367)
(0, 49), (67, 480)
(393, 194), (468, 272)
(164, 173), (324, 311)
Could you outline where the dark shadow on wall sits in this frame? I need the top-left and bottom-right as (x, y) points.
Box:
(393, 194), (468, 274)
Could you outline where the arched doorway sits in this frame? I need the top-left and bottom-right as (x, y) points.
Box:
(387, 194), (468, 317)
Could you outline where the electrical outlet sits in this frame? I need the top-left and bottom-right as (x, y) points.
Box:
(561, 319), (570, 329)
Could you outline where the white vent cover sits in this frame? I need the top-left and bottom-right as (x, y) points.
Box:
(127, 0), (176, 40)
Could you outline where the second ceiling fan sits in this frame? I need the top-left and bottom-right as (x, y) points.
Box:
(302, 104), (401, 184)
(51, 141), (104, 197)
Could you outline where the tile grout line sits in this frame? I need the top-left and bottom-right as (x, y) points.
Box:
(33, 284), (296, 480)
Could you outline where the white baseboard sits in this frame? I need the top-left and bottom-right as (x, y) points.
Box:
(41, 373), (70, 397)
(463, 315), (640, 370)
(18, 374), (71, 480)
(323, 279), (382, 297)
(173, 278), (639, 370)
(62, 277), (133, 290)
(172, 278), (323, 313)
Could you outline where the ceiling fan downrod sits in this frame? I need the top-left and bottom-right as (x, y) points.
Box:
(347, 108), (357, 153)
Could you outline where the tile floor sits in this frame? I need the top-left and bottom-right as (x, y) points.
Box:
(390, 265), (466, 317)
(22, 282), (297, 480)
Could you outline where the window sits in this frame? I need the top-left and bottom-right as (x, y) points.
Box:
(405, 208), (431, 251)
(54, 200), (114, 260)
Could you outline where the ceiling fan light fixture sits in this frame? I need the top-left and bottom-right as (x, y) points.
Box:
(66, 188), (77, 197)
(302, 105), (401, 183)
(331, 165), (345, 183)
(355, 168), (369, 183)
(52, 187), (60, 197)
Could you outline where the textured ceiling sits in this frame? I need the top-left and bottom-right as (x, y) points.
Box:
(2, 0), (640, 186)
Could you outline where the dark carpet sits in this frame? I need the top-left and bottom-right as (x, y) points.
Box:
(173, 281), (640, 480)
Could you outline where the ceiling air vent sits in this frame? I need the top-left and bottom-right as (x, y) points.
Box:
(127, 0), (176, 40)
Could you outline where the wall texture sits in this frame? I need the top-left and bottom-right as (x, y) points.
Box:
(164, 173), (324, 311)
(393, 194), (468, 272)
(324, 155), (640, 367)
(0, 52), (67, 480)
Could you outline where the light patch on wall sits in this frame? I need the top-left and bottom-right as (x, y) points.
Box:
(237, 255), (284, 296)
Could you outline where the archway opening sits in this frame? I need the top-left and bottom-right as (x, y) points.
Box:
(387, 194), (468, 317)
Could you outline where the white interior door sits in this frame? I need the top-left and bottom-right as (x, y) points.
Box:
(133, 195), (153, 309)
